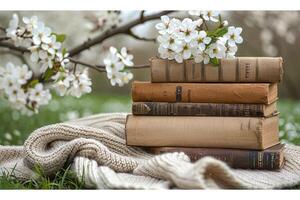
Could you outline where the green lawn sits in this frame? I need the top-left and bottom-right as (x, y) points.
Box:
(0, 95), (300, 189)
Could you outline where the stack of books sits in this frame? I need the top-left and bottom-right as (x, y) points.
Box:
(125, 57), (285, 170)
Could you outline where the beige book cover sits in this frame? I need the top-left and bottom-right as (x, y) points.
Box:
(150, 57), (283, 83)
(126, 115), (279, 150)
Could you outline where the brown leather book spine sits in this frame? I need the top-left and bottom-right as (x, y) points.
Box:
(150, 57), (283, 83)
(132, 81), (276, 104)
(147, 145), (284, 170)
(125, 115), (279, 150)
(132, 102), (270, 117)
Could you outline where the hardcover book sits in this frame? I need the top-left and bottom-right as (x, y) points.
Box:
(146, 144), (285, 170)
(132, 102), (277, 117)
(150, 57), (283, 83)
(125, 115), (279, 150)
(132, 81), (278, 104)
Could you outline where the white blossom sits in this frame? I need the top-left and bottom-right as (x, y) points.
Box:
(1, 62), (15, 76)
(22, 16), (38, 32)
(69, 80), (91, 98)
(104, 54), (124, 74)
(40, 54), (55, 73)
(3, 76), (20, 94)
(55, 69), (92, 98)
(194, 19), (203, 28)
(188, 11), (201, 16)
(193, 49), (210, 64)
(222, 20), (229, 27)
(189, 11), (220, 22)
(155, 15), (170, 35)
(112, 71), (133, 87)
(13, 64), (33, 85)
(224, 26), (243, 47)
(120, 72), (133, 86)
(177, 18), (198, 43)
(85, 11), (121, 32)
(2, 13), (96, 115)
(174, 41), (194, 62)
(6, 13), (19, 39)
(107, 71), (123, 86)
(207, 42), (226, 59)
(225, 45), (238, 58)
(103, 46), (135, 87)
(157, 34), (179, 52)
(6, 85), (26, 104)
(56, 52), (70, 67)
(32, 22), (52, 45)
(190, 31), (211, 50)
(6, 14), (29, 47)
(119, 47), (134, 67)
(156, 14), (241, 64)
(41, 35), (61, 55)
(158, 45), (176, 60)
(200, 11), (220, 22)
(53, 79), (70, 96)
(28, 83), (52, 106)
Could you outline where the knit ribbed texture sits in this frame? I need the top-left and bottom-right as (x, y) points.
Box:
(1, 112), (300, 189)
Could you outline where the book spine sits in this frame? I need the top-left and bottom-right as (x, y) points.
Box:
(151, 148), (281, 170)
(132, 82), (271, 104)
(150, 57), (283, 83)
(249, 151), (281, 170)
(125, 115), (279, 150)
(132, 102), (265, 117)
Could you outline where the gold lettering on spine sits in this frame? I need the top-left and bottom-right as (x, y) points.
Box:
(245, 63), (251, 79)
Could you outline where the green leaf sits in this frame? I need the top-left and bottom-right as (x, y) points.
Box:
(28, 79), (39, 88)
(207, 27), (228, 38)
(62, 48), (68, 56)
(43, 68), (54, 81)
(210, 57), (220, 66)
(52, 33), (66, 43)
(214, 27), (228, 37)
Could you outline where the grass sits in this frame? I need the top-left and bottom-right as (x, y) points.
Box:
(0, 94), (300, 189)
(0, 165), (85, 189)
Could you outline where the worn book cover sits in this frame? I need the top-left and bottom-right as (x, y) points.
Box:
(146, 144), (285, 170)
(125, 115), (279, 150)
(132, 81), (277, 104)
(150, 57), (283, 83)
(132, 102), (277, 117)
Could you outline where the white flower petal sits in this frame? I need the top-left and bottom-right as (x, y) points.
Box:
(161, 15), (170, 24)
(235, 36), (243, 44)
(235, 27), (243, 35)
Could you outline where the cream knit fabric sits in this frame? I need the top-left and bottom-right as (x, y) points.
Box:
(1, 112), (300, 189)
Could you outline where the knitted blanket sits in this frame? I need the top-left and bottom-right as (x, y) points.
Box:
(1, 113), (300, 189)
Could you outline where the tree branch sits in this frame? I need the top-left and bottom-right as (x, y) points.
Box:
(126, 30), (156, 42)
(69, 11), (174, 56)
(69, 57), (150, 73)
(0, 41), (29, 53)
(140, 10), (145, 21)
(0, 36), (9, 42)
(68, 58), (106, 73)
